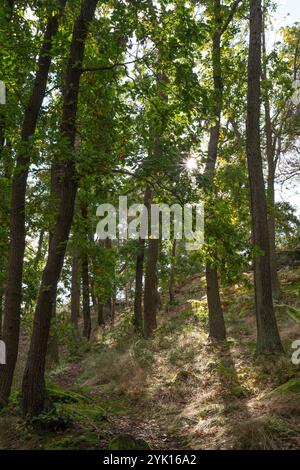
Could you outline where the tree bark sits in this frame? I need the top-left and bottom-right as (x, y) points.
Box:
(97, 301), (105, 326)
(133, 187), (153, 331)
(144, 237), (159, 338)
(71, 243), (80, 332)
(0, 2), (67, 405)
(81, 249), (91, 340)
(206, 263), (226, 340)
(169, 239), (177, 303)
(143, 186), (159, 338)
(133, 238), (145, 330)
(81, 203), (91, 340)
(246, 0), (283, 355)
(21, 0), (99, 417)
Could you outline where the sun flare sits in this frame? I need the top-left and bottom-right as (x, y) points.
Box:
(185, 157), (198, 172)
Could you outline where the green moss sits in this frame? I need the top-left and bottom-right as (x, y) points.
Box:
(271, 378), (300, 396)
(61, 403), (107, 423)
(46, 382), (88, 404)
(231, 384), (250, 399)
(45, 431), (98, 450)
(108, 434), (150, 450)
(246, 340), (256, 351)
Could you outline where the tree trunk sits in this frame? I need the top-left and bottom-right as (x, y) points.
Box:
(169, 239), (177, 304)
(143, 188), (159, 338)
(81, 202), (91, 340)
(246, 0), (283, 355)
(142, 65), (168, 338)
(204, 0), (226, 341)
(81, 249), (91, 340)
(262, 10), (280, 300)
(46, 300), (60, 367)
(144, 239), (159, 338)
(134, 238), (145, 330)
(97, 301), (105, 326)
(0, 2), (66, 405)
(206, 263), (226, 340)
(71, 243), (80, 333)
(21, 0), (99, 417)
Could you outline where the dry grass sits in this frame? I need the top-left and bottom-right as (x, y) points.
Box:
(2, 267), (300, 450)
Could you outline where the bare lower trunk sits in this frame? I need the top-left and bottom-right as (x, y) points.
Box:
(169, 239), (177, 303)
(246, 0), (283, 355)
(97, 301), (105, 326)
(80, 201), (91, 340)
(206, 264), (226, 340)
(144, 237), (159, 338)
(21, 0), (99, 417)
(133, 239), (145, 330)
(71, 244), (80, 333)
(82, 251), (91, 340)
(0, 3), (66, 405)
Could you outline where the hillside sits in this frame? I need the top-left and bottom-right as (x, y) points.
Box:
(1, 267), (300, 450)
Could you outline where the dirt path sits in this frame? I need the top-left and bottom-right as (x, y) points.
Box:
(53, 361), (187, 450)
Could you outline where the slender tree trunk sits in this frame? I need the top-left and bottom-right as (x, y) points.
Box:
(143, 186), (159, 338)
(246, 0), (283, 355)
(133, 238), (145, 330)
(0, 3), (66, 405)
(206, 263), (226, 340)
(262, 11), (280, 300)
(23, 228), (45, 315)
(22, 0), (99, 417)
(81, 202), (91, 340)
(71, 243), (80, 333)
(97, 301), (105, 326)
(204, 0), (226, 341)
(47, 300), (60, 367)
(169, 239), (177, 303)
(143, 64), (168, 337)
(144, 238), (159, 338)
(46, 162), (63, 367)
(81, 250), (91, 340)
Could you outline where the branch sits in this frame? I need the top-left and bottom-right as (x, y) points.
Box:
(221, 0), (244, 36)
(81, 54), (151, 73)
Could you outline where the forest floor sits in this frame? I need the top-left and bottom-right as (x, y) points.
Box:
(1, 267), (300, 450)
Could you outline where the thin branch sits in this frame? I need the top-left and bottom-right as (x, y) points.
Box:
(81, 52), (153, 73)
(220, 0), (244, 36)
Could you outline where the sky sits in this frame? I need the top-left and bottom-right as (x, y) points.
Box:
(271, 1), (300, 214)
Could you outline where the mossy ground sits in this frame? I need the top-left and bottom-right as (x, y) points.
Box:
(1, 267), (300, 450)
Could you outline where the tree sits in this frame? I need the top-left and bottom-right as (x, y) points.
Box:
(203, 0), (243, 341)
(21, 0), (99, 417)
(246, 0), (283, 355)
(0, 1), (67, 405)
